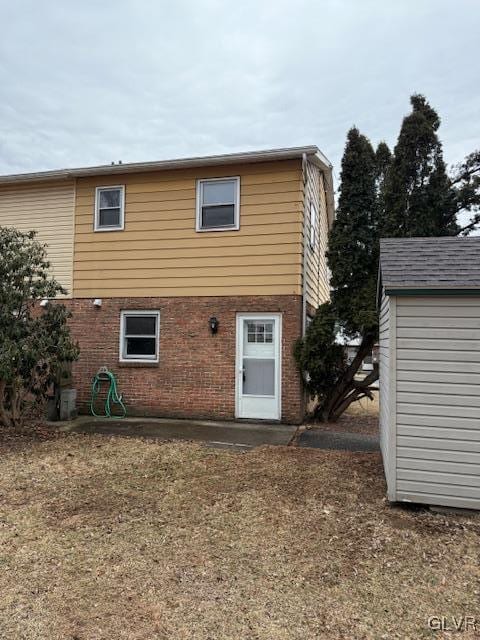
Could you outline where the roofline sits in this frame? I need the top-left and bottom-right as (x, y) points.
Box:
(385, 287), (480, 296)
(0, 145), (331, 186)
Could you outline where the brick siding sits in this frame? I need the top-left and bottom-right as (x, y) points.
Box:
(63, 295), (304, 424)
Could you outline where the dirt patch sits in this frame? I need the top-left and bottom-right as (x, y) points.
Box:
(305, 413), (379, 436)
(0, 422), (72, 453)
(0, 435), (478, 639)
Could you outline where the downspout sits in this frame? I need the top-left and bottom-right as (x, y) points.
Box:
(301, 152), (308, 336)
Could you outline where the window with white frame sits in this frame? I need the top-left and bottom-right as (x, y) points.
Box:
(95, 186), (125, 231)
(309, 202), (317, 249)
(196, 177), (240, 231)
(120, 311), (160, 362)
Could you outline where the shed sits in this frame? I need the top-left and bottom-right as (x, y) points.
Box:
(378, 237), (480, 510)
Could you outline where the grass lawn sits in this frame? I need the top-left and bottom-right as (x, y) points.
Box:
(0, 432), (479, 639)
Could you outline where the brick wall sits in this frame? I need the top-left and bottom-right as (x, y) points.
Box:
(64, 295), (304, 424)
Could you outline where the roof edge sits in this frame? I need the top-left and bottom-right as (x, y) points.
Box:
(385, 287), (480, 296)
(0, 145), (327, 186)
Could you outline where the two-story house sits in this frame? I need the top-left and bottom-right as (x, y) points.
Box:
(0, 146), (333, 423)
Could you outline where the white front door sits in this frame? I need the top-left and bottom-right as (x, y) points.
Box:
(236, 314), (281, 420)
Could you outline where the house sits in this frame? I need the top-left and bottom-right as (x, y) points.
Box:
(0, 146), (334, 424)
(379, 237), (480, 510)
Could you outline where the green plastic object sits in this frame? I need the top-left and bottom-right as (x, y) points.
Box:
(90, 367), (126, 418)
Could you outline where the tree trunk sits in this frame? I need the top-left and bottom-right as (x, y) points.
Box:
(313, 333), (379, 422)
(0, 380), (14, 429)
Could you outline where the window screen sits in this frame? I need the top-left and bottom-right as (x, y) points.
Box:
(121, 312), (159, 361)
(95, 186), (124, 230)
(197, 178), (239, 230)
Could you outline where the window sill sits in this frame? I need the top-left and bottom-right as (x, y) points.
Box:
(196, 226), (239, 233)
(118, 361), (159, 368)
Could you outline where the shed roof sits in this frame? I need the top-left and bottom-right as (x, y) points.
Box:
(380, 236), (480, 291)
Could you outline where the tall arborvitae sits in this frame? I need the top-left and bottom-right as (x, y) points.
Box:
(295, 128), (381, 421)
(296, 95), (480, 422)
(382, 94), (459, 237)
(328, 127), (378, 336)
(375, 141), (392, 227)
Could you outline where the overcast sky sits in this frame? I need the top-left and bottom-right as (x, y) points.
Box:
(1, 0), (479, 181)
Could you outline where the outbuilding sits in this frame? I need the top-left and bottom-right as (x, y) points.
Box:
(378, 237), (480, 510)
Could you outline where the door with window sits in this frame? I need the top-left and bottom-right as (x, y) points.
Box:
(236, 314), (281, 420)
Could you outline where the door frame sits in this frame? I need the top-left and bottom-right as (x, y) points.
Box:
(235, 312), (282, 420)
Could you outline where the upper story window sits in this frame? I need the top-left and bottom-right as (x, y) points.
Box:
(196, 177), (240, 231)
(95, 186), (125, 231)
(309, 202), (317, 249)
(120, 310), (160, 363)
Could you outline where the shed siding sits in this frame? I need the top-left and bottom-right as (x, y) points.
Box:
(379, 290), (395, 498)
(0, 181), (75, 296)
(395, 295), (480, 509)
(73, 159), (306, 298)
(302, 161), (329, 309)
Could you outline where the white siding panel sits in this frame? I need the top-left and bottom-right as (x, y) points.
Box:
(398, 381), (480, 395)
(397, 349), (480, 363)
(398, 459), (480, 476)
(398, 369), (480, 383)
(397, 447), (480, 465)
(379, 290), (395, 499)
(398, 338), (480, 351)
(398, 413), (479, 429)
(0, 181), (75, 296)
(397, 480), (480, 500)
(398, 425), (480, 441)
(398, 435), (480, 453)
(398, 402), (480, 419)
(395, 296), (480, 509)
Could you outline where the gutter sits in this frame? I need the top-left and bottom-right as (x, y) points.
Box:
(0, 145), (323, 186)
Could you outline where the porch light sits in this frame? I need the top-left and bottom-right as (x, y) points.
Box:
(209, 316), (219, 334)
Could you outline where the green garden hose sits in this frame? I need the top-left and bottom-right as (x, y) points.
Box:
(90, 367), (127, 418)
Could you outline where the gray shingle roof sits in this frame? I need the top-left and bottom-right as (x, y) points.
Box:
(380, 237), (480, 289)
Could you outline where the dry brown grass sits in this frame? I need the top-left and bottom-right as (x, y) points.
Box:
(0, 434), (479, 639)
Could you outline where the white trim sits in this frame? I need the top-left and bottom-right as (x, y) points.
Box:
(0, 146), (330, 185)
(195, 176), (240, 232)
(119, 310), (160, 363)
(235, 313), (282, 420)
(94, 185), (125, 232)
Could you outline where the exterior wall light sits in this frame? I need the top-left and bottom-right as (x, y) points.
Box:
(39, 299), (49, 308)
(209, 316), (219, 334)
(93, 298), (103, 308)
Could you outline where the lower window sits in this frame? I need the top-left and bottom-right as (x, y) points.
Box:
(120, 310), (160, 363)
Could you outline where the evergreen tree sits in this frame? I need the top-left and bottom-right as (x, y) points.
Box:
(328, 127), (378, 336)
(375, 141), (392, 223)
(382, 94), (459, 237)
(296, 129), (381, 421)
(295, 94), (479, 422)
(0, 227), (79, 428)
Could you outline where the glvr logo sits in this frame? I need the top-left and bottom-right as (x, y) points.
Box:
(427, 616), (477, 632)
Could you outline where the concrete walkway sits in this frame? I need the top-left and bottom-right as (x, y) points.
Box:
(59, 416), (298, 451)
(297, 428), (379, 452)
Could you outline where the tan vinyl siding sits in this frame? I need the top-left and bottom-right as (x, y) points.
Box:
(0, 181), (74, 296)
(73, 160), (304, 298)
(303, 161), (329, 310)
(395, 296), (480, 510)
